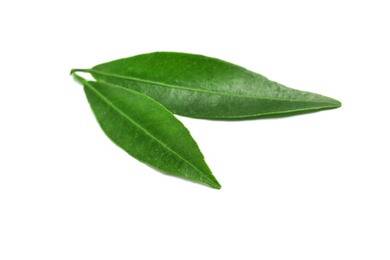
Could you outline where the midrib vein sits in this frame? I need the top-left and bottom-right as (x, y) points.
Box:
(86, 82), (216, 185)
(88, 69), (336, 104)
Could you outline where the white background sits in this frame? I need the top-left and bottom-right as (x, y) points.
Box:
(1, 1), (389, 259)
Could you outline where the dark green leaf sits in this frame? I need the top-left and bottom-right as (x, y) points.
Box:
(72, 52), (341, 119)
(73, 74), (221, 189)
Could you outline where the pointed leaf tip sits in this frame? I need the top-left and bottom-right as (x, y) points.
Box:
(214, 183), (222, 189)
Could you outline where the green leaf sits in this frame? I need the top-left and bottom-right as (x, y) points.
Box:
(72, 52), (341, 119)
(73, 74), (221, 189)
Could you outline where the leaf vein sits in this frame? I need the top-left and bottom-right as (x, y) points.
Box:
(88, 69), (336, 104)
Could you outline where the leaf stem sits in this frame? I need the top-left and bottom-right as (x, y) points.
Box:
(71, 72), (90, 87)
(70, 68), (91, 75)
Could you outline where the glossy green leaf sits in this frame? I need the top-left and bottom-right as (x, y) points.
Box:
(72, 52), (341, 119)
(73, 74), (221, 189)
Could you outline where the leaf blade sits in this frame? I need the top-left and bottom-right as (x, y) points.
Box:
(74, 74), (221, 189)
(83, 52), (341, 119)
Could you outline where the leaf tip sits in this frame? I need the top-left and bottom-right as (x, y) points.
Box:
(210, 180), (222, 189)
(330, 98), (342, 109)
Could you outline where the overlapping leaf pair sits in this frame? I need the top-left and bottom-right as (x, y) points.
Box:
(71, 52), (341, 189)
